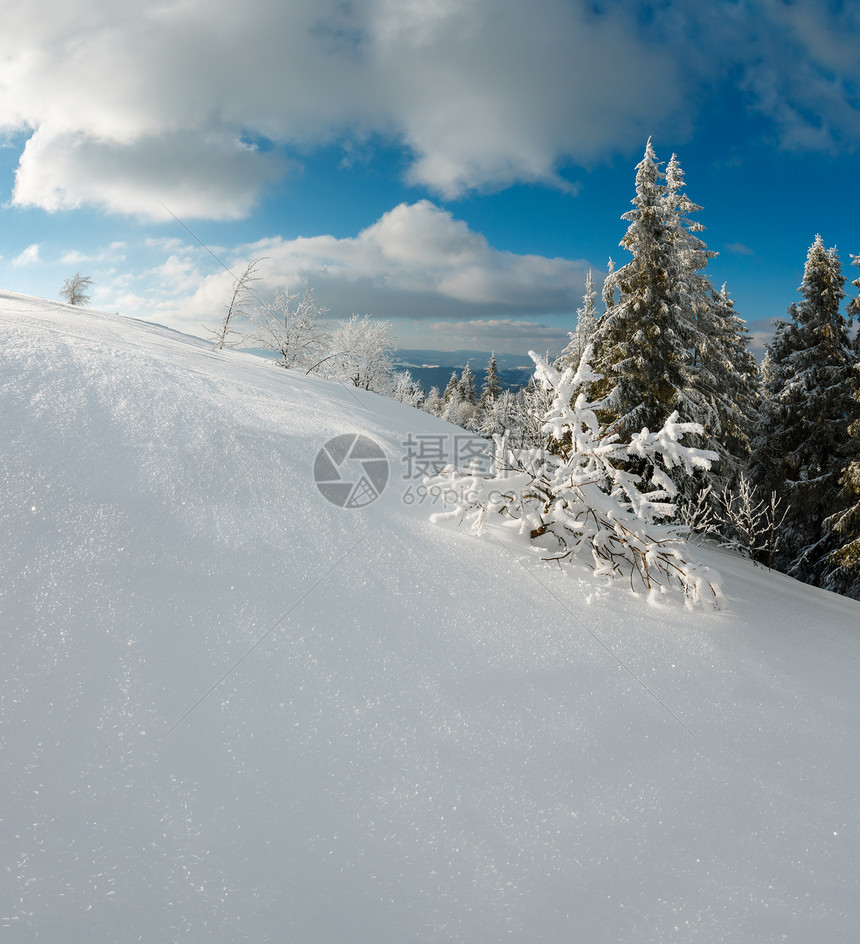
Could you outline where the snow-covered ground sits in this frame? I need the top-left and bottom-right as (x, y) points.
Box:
(2, 292), (858, 943)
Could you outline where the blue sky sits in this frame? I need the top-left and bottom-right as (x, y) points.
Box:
(1, 0), (858, 358)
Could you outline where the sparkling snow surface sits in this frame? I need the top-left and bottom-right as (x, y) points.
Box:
(2, 293), (859, 943)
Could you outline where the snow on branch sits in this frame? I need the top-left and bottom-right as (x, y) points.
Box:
(426, 349), (722, 606)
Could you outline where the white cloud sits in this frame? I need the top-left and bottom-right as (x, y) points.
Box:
(0, 0), (681, 217)
(13, 243), (41, 266)
(13, 128), (285, 220)
(243, 201), (589, 318)
(671, 0), (860, 153)
(426, 318), (568, 356)
(60, 243), (127, 266)
(151, 253), (209, 298)
(110, 292), (148, 313)
(748, 327), (777, 362)
(3, 1), (854, 219)
(102, 202), (589, 334)
(370, 0), (680, 196)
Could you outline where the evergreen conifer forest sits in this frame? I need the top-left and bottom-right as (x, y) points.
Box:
(417, 142), (860, 601)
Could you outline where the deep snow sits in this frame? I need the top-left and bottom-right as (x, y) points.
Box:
(1, 292), (859, 943)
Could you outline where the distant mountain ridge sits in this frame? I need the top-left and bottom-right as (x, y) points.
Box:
(394, 348), (533, 370)
(393, 348), (535, 394)
(241, 345), (535, 392)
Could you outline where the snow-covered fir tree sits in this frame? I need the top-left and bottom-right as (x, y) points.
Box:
(748, 311), (802, 497)
(427, 347), (720, 604)
(438, 369), (476, 429)
(750, 236), (858, 582)
(662, 153), (759, 492)
(442, 371), (460, 403)
(824, 396), (860, 599)
(692, 284), (760, 489)
(558, 270), (599, 371)
(592, 142), (758, 507)
(822, 254), (860, 597)
(478, 388), (521, 439)
(458, 363), (478, 406)
(423, 385), (443, 417)
(590, 140), (696, 439)
(480, 353), (502, 407)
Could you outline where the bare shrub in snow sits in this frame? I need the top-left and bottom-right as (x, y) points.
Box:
(205, 258), (264, 351)
(677, 486), (721, 541)
(718, 474), (789, 568)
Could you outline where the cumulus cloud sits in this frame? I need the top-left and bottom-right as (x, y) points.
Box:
(3, 0), (856, 219)
(0, 0), (681, 217)
(369, 0), (679, 196)
(121, 201), (589, 331)
(13, 128), (286, 220)
(246, 200), (588, 317)
(747, 327), (779, 362)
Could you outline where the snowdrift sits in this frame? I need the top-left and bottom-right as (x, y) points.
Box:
(2, 293), (859, 943)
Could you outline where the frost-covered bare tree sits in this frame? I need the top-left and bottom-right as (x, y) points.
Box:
(205, 258), (264, 351)
(390, 369), (424, 407)
(718, 474), (789, 568)
(251, 287), (328, 368)
(60, 273), (93, 306)
(319, 314), (396, 392)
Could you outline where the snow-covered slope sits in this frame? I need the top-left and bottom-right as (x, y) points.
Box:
(2, 292), (859, 943)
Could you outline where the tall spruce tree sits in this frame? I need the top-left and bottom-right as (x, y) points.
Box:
(823, 253), (860, 597)
(694, 284), (760, 487)
(749, 309), (803, 496)
(591, 140), (693, 437)
(663, 154), (759, 490)
(592, 142), (758, 504)
(751, 236), (857, 581)
(825, 399), (860, 598)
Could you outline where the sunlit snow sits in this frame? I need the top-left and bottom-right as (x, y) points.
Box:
(2, 292), (858, 943)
